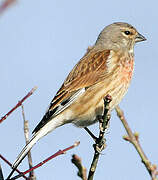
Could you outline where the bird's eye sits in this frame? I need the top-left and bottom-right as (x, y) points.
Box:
(124, 31), (131, 35)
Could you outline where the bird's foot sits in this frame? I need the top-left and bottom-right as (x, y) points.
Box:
(93, 138), (106, 153)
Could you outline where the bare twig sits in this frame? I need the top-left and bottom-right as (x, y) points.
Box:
(115, 105), (158, 180)
(87, 95), (112, 180)
(0, 0), (16, 15)
(71, 154), (87, 180)
(0, 154), (28, 179)
(0, 86), (37, 123)
(0, 163), (4, 180)
(10, 142), (80, 180)
(21, 105), (36, 180)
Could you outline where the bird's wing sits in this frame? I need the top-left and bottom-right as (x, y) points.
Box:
(32, 49), (111, 134)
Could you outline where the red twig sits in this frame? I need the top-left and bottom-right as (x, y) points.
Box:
(0, 86), (37, 123)
(0, 0), (16, 14)
(0, 154), (28, 179)
(10, 141), (80, 180)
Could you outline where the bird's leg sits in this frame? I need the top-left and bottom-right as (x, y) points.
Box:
(84, 127), (98, 142)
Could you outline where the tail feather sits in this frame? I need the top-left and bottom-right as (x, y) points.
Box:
(7, 133), (42, 180)
(12, 116), (62, 169)
(12, 132), (40, 169)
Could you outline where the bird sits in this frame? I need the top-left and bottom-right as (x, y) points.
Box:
(11, 22), (146, 172)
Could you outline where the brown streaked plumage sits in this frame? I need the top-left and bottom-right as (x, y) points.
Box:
(11, 22), (146, 171)
(32, 50), (111, 132)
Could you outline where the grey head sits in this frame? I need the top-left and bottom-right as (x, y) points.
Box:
(95, 22), (146, 52)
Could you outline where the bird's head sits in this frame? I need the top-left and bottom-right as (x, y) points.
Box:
(95, 22), (146, 52)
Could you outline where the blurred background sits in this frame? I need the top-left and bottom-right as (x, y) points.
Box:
(0, 0), (157, 179)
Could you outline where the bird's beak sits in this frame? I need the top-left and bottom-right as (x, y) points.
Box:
(135, 33), (146, 43)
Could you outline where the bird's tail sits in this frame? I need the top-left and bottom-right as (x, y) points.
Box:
(6, 132), (44, 180)
(12, 131), (41, 169)
(12, 114), (64, 170)
(6, 117), (62, 180)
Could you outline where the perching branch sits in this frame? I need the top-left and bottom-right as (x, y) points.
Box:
(21, 105), (36, 180)
(9, 141), (80, 180)
(87, 95), (112, 180)
(115, 105), (158, 180)
(71, 154), (87, 180)
(0, 86), (37, 123)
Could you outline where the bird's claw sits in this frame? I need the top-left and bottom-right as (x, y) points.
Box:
(93, 138), (106, 153)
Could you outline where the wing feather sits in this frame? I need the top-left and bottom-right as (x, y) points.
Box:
(32, 49), (111, 133)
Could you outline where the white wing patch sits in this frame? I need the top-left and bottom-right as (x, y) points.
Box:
(51, 88), (85, 117)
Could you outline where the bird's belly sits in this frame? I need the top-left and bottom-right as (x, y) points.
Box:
(62, 69), (132, 128)
(71, 98), (104, 127)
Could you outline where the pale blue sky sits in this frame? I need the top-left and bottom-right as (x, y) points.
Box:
(0, 0), (158, 179)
